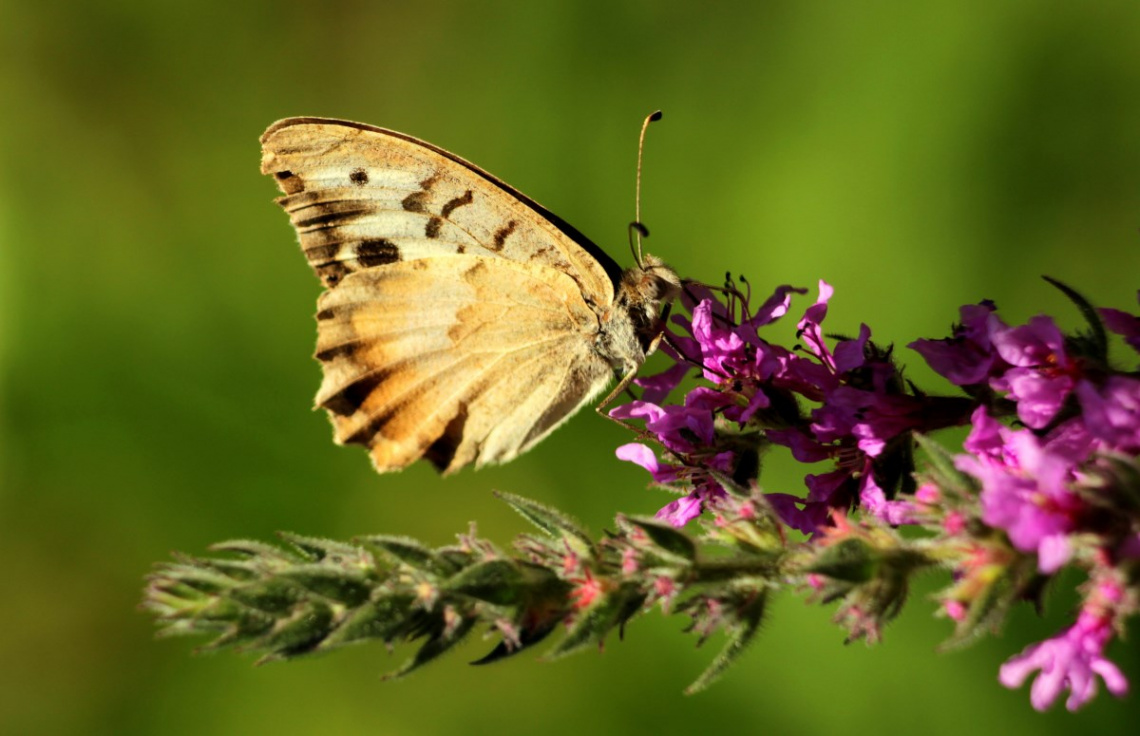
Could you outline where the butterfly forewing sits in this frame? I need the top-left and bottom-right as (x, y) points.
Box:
(260, 118), (619, 301)
(260, 118), (625, 473)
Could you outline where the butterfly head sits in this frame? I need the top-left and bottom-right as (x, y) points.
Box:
(613, 253), (681, 358)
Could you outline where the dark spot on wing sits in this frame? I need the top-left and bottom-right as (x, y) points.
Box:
(425, 216), (443, 239)
(349, 168), (369, 185)
(315, 307), (337, 321)
(424, 404), (470, 472)
(322, 372), (385, 418)
(402, 190), (429, 213)
(304, 243), (341, 264)
(316, 262), (350, 288)
(295, 201), (376, 230)
(490, 220), (517, 251)
(461, 260), (489, 284)
(274, 170), (304, 194)
(440, 190), (473, 218)
(314, 342), (358, 362)
(356, 238), (400, 267)
(401, 174), (439, 213)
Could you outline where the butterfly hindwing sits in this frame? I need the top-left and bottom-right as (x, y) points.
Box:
(311, 256), (612, 472)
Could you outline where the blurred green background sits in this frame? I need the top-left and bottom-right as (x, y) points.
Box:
(3, 1), (1140, 734)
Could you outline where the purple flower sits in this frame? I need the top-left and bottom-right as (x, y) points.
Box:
(614, 440), (733, 527)
(691, 298), (748, 381)
(909, 302), (1004, 385)
(860, 476), (919, 525)
(615, 442), (682, 484)
(957, 412), (1087, 572)
(655, 480), (728, 527)
(1076, 376), (1140, 453)
(990, 316), (1077, 429)
(1099, 292), (1140, 356)
(999, 610), (1128, 711)
(796, 280), (838, 372)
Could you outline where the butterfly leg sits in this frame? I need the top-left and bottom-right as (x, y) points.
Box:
(594, 369), (653, 438)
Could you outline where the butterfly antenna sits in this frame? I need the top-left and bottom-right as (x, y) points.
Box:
(631, 110), (663, 267)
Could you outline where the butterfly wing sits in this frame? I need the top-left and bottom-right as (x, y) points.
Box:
(260, 118), (623, 472)
(311, 256), (613, 472)
(260, 117), (622, 300)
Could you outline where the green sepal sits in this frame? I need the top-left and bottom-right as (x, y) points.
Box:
(356, 534), (456, 576)
(470, 619), (560, 665)
(444, 559), (566, 606)
(913, 432), (974, 499)
(279, 564), (373, 607)
(685, 588), (767, 694)
(151, 564), (237, 597)
(624, 516), (697, 563)
(544, 582), (646, 660)
(385, 616), (479, 680)
(939, 555), (1034, 652)
(805, 538), (877, 583)
(177, 555), (261, 582)
(252, 601), (335, 663)
(319, 593), (417, 649)
(193, 608), (276, 650)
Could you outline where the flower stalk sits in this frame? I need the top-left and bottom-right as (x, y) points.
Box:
(144, 278), (1140, 711)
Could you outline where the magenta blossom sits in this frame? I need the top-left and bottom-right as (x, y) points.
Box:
(1000, 610), (1128, 711)
(956, 408), (1087, 573)
(910, 301), (1005, 386)
(989, 316), (1079, 429)
(1076, 376), (1140, 453)
(1099, 292), (1140, 356)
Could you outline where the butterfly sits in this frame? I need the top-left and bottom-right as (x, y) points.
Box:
(260, 117), (680, 474)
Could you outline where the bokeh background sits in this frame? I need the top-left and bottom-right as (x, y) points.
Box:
(3, 2), (1140, 734)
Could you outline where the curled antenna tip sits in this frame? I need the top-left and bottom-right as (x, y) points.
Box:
(630, 221), (650, 238)
(648, 110), (664, 122)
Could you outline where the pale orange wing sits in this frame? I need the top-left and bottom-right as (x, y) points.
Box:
(312, 256), (613, 473)
(260, 118), (627, 472)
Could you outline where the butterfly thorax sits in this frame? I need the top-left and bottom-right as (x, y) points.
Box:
(597, 254), (681, 373)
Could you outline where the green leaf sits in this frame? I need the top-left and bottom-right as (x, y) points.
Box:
(279, 564), (373, 606)
(210, 539), (297, 561)
(1042, 276), (1108, 362)
(444, 559), (565, 606)
(685, 590), (767, 694)
(228, 578), (302, 614)
(357, 534), (453, 576)
(495, 492), (594, 553)
(277, 532), (363, 563)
